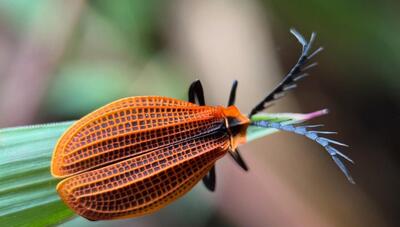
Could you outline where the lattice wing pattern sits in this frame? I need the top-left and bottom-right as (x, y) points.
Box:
(51, 96), (225, 177)
(56, 131), (229, 220)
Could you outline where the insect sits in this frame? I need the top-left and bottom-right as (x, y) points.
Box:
(51, 29), (354, 221)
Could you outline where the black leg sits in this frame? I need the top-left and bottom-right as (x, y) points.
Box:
(229, 149), (249, 171)
(249, 29), (323, 117)
(227, 80), (238, 106)
(226, 80), (249, 171)
(188, 80), (205, 105)
(187, 80), (216, 191)
(202, 165), (216, 191)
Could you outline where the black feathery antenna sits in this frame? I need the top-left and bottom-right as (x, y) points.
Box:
(249, 29), (323, 117)
(251, 120), (354, 183)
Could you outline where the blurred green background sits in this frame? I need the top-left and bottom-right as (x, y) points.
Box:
(0, 0), (398, 227)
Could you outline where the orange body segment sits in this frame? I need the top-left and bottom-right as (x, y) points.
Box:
(51, 96), (249, 220)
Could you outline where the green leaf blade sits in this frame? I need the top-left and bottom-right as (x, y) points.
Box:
(0, 122), (75, 227)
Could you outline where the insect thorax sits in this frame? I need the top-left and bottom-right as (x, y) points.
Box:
(221, 106), (249, 149)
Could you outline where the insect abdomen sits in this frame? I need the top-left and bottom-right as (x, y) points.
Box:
(51, 96), (225, 177)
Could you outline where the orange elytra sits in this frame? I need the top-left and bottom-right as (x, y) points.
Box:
(51, 30), (354, 221)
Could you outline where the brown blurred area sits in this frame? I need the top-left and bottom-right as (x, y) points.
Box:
(0, 0), (398, 227)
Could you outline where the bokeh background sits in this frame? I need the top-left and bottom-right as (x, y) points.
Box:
(0, 1), (399, 227)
